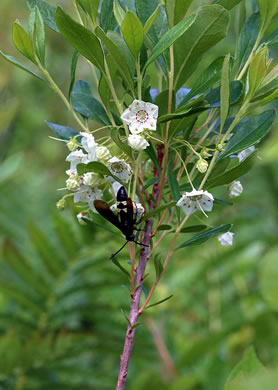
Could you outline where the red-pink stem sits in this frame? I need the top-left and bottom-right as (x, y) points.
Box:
(116, 218), (154, 390)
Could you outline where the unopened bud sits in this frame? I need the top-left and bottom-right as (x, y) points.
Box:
(200, 148), (211, 159)
(83, 172), (101, 186)
(216, 143), (225, 152)
(229, 180), (243, 198)
(66, 176), (80, 191)
(96, 146), (112, 162)
(56, 198), (65, 210)
(67, 137), (79, 152)
(196, 158), (208, 173)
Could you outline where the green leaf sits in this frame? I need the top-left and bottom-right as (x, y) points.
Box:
(77, 161), (112, 176)
(247, 46), (268, 97)
(71, 80), (110, 125)
(220, 110), (276, 159)
(154, 254), (163, 279)
(112, 258), (130, 278)
(225, 347), (265, 390)
(259, 248), (278, 311)
(113, 0), (125, 27)
(143, 201), (177, 219)
(107, 31), (136, 76)
(213, 0), (243, 11)
(33, 7), (46, 66)
(249, 88), (278, 111)
(157, 224), (172, 231)
(180, 225), (207, 233)
(205, 80), (244, 107)
(174, 5), (230, 90)
(100, 0), (117, 32)
(12, 22), (35, 62)
(26, 0), (59, 32)
(95, 27), (135, 93)
(55, 7), (105, 73)
(110, 128), (133, 159)
(234, 12), (260, 75)
(69, 49), (79, 99)
(98, 54), (117, 109)
(145, 143), (161, 173)
(207, 153), (255, 188)
(45, 120), (79, 139)
(143, 13), (196, 71)
(258, 0), (278, 32)
(167, 163), (180, 201)
(158, 107), (192, 123)
(220, 53), (231, 131)
(81, 0), (100, 24)
(121, 10), (144, 57)
(176, 224), (232, 249)
(145, 295), (173, 310)
(144, 5), (161, 35)
(178, 56), (225, 106)
(0, 50), (43, 80)
(165, 0), (193, 26)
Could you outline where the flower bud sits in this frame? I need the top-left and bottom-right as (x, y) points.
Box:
(196, 158), (208, 173)
(67, 137), (79, 152)
(229, 180), (243, 198)
(217, 232), (234, 246)
(66, 176), (80, 191)
(96, 146), (112, 162)
(216, 143), (225, 152)
(128, 134), (150, 150)
(83, 172), (101, 187)
(56, 198), (65, 210)
(200, 148), (211, 158)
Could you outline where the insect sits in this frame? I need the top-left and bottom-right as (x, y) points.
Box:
(94, 186), (147, 258)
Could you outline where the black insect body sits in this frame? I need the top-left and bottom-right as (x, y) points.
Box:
(94, 186), (147, 258)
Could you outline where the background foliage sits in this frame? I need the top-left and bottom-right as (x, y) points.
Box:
(0, 0), (278, 389)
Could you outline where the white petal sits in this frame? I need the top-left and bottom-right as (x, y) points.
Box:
(218, 232), (234, 246)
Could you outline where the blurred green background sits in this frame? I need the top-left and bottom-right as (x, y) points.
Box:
(1, 1), (278, 389)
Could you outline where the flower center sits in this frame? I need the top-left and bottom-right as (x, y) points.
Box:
(111, 162), (124, 173)
(188, 195), (203, 201)
(136, 110), (149, 123)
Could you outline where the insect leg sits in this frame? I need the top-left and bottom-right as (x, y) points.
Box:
(110, 240), (129, 259)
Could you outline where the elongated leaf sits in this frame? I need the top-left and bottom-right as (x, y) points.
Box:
(110, 128), (133, 159)
(234, 12), (260, 75)
(207, 153), (255, 188)
(178, 56), (225, 106)
(121, 10), (144, 58)
(143, 13), (196, 71)
(174, 5), (230, 89)
(220, 53), (230, 131)
(95, 27), (135, 93)
(77, 161), (112, 176)
(154, 254), (163, 279)
(45, 120), (79, 139)
(30, 7), (45, 66)
(165, 0), (193, 26)
(69, 49), (79, 99)
(258, 0), (278, 32)
(176, 224), (232, 249)
(0, 50), (43, 80)
(146, 295), (173, 309)
(145, 143), (161, 173)
(167, 164), (180, 200)
(220, 110), (276, 159)
(71, 80), (110, 125)
(100, 0), (117, 32)
(247, 47), (268, 97)
(205, 80), (244, 107)
(81, 0), (100, 24)
(113, 0), (125, 27)
(12, 23), (35, 62)
(27, 0), (59, 32)
(107, 31), (136, 76)
(55, 7), (105, 73)
(213, 0), (243, 10)
(249, 88), (278, 111)
(112, 258), (130, 278)
(157, 224), (172, 231)
(144, 5), (161, 34)
(98, 54), (117, 109)
(180, 225), (207, 233)
(158, 107), (192, 123)
(143, 201), (177, 219)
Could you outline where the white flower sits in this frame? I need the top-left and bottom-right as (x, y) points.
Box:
(229, 180), (243, 198)
(96, 146), (111, 162)
(237, 146), (256, 162)
(128, 134), (150, 150)
(218, 232), (234, 246)
(121, 99), (159, 135)
(74, 185), (103, 212)
(83, 172), (101, 187)
(196, 158), (208, 173)
(176, 188), (214, 216)
(66, 176), (80, 191)
(106, 157), (132, 183)
(66, 149), (89, 169)
(80, 132), (98, 161)
(77, 211), (91, 225)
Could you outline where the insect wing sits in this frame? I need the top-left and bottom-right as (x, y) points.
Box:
(126, 198), (135, 225)
(94, 200), (122, 230)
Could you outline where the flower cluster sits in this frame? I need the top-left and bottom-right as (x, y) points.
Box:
(121, 100), (159, 150)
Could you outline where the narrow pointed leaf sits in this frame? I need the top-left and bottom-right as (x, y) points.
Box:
(180, 225), (207, 233)
(27, 0), (59, 32)
(220, 53), (231, 131)
(113, 0), (125, 26)
(247, 47), (268, 97)
(121, 10), (144, 57)
(165, 0), (193, 26)
(176, 224), (232, 249)
(0, 50), (43, 80)
(82, 0), (100, 24)
(112, 258), (130, 278)
(55, 7), (105, 73)
(167, 164), (180, 201)
(69, 49), (79, 98)
(146, 295), (174, 309)
(154, 254), (163, 279)
(45, 120), (78, 139)
(258, 0), (278, 32)
(110, 128), (133, 159)
(143, 202), (177, 219)
(144, 5), (161, 34)
(12, 22), (35, 62)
